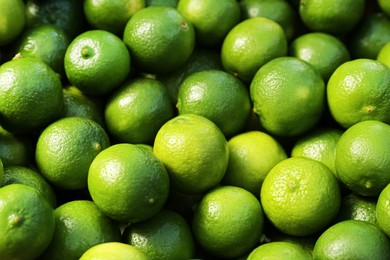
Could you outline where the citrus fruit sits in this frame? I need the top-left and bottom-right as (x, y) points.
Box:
(250, 56), (326, 137)
(291, 127), (343, 176)
(64, 30), (131, 96)
(239, 0), (298, 41)
(122, 209), (195, 260)
(221, 17), (288, 83)
(0, 125), (32, 167)
(35, 117), (110, 190)
(299, 0), (365, 35)
(13, 24), (70, 76)
(40, 200), (121, 260)
(88, 143), (170, 223)
(313, 220), (390, 260)
(0, 184), (55, 260)
(335, 120), (390, 196)
(177, 69), (252, 137)
(327, 58), (390, 129)
(379, 0), (390, 17)
(377, 41), (390, 68)
(157, 47), (223, 105)
(0, 57), (63, 133)
(105, 78), (175, 144)
(3, 166), (57, 207)
(123, 6), (195, 74)
(80, 242), (148, 260)
(348, 13), (390, 59)
(84, 0), (145, 36)
(153, 114), (229, 194)
(146, 0), (178, 7)
(261, 157), (341, 236)
(336, 192), (378, 226)
(377, 183), (390, 237)
(289, 32), (350, 81)
(61, 85), (105, 126)
(25, 0), (87, 39)
(177, 0), (240, 47)
(247, 241), (312, 260)
(192, 185), (264, 258)
(0, 0), (26, 46)
(222, 131), (288, 196)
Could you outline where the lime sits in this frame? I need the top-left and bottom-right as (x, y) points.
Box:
(247, 241), (312, 260)
(377, 183), (390, 237)
(80, 242), (148, 260)
(153, 114), (229, 194)
(377, 41), (390, 68)
(0, 0), (26, 46)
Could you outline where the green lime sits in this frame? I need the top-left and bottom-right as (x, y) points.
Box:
(153, 114), (229, 194)
(261, 157), (341, 236)
(105, 78), (175, 144)
(192, 185), (264, 258)
(40, 200), (121, 260)
(0, 0), (26, 46)
(122, 209), (195, 260)
(80, 242), (148, 260)
(0, 57), (63, 133)
(0, 184), (55, 259)
(35, 117), (110, 190)
(3, 166), (57, 207)
(377, 41), (390, 68)
(177, 0), (240, 47)
(250, 56), (325, 137)
(123, 6), (195, 74)
(88, 143), (170, 223)
(64, 30), (131, 96)
(335, 120), (390, 196)
(377, 183), (390, 237)
(313, 220), (390, 260)
(177, 69), (252, 137)
(221, 17), (288, 83)
(247, 241), (312, 260)
(379, 0), (390, 17)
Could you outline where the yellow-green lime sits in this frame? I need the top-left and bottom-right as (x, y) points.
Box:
(239, 0), (298, 41)
(13, 24), (70, 76)
(222, 131), (288, 196)
(221, 17), (288, 83)
(64, 30), (131, 96)
(123, 6), (195, 74)
(40, 200), (121, 260)
(247, 241), (312, 260)
(3, 166), (57, 207)
(313, 220), (390, 260)
(80, 242), (148, 260)
(35, 117), (110, 190)
(261, 157), (341, 236)
(327, 58), (390, 129)
(348, 13), (390, 59)
(122, 209), (195, 260)
(377, 183), (390, 237)
(250, 56), (326, 137)
(83, 0), (145, 36)
(105, 78), (175, 144)
(25, 0), (87, 39)
(289, 32), (350, 81)
(177, 0), (240, 47)
(192, 185), (264, 258)
(0, 0), (26, 46)
(0, 184), (55, 260)
(336, 192), (378, 226)
(177, 69), (252, 137)
(291, 127), (343, 175)
(88, 143), (170, 223)
(299, 0), (365, 35)
(153, 114), (229, 194)
(0, 57), (63, 133)
(61, 85), (105, 127)
(377, 41), (390, 68)
(0, 125), (32, 167)
(335, 120), (390, 196)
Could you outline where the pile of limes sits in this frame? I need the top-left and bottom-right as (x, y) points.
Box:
(1, 0), (390, 259)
